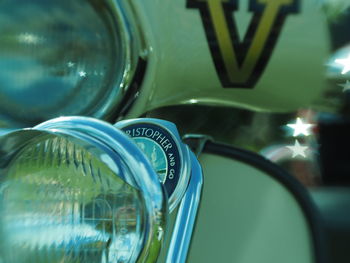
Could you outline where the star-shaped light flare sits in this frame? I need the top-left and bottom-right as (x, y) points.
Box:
(335, 54), (350, 75)
(338, 80), (350, 92)
(79, 71), (87, 78)
(286, 140), (308, 158)
(287, 117), (314, 137)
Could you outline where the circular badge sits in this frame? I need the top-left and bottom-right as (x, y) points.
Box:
(121, 123), (181, 199)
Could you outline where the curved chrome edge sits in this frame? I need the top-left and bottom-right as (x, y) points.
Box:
(165, 151), (203, 263)
(0, 1), (146, 128)
(94, 0), (147, 121)
(0, 129), (16, 137)
(115, 118), (192, 212)
(182, 134), (214, 157)
(24, 116), (167, 263)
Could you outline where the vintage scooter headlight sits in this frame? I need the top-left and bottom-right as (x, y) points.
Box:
(0, 0), (142, 127)
(0, 117), (167, 263)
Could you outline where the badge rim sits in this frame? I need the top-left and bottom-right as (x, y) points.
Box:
(115, 118), (191, 212)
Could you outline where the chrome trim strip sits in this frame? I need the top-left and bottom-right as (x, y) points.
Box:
(0, 129), (15, 137)
(166, 151), (203, 263)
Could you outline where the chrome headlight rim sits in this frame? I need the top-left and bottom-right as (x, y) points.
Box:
(92, 0), (146, 122)
(0, 0), (146, 128)
(0, 116), (167, 263)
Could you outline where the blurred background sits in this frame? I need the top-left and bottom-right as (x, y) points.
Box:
(1, 0), (350, 262)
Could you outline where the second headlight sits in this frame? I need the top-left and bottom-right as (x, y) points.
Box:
(0, 116), (166, 263)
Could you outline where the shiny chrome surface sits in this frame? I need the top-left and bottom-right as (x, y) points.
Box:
(115, 118), (192, 212)
(0, 128), (15, 136)
(0, 116), (167, 263)
(166, 151), (203, 263)
(0, 0), (143, 127)
(35, 117), (168, 262)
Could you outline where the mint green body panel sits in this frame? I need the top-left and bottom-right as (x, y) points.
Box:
(186, 153), (314, 262)
(127, 0), (334, 118)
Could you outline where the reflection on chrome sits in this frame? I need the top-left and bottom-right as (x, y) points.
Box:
(0, 0), (141, 127)
(0, 117), (205, 263)
(166, 151), (203, 263)
(1, 135), (143, 263)
(0, 117), (167, 263)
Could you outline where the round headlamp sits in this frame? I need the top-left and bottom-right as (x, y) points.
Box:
(0, 117), (167, 263)
(0, 0), (142, 127)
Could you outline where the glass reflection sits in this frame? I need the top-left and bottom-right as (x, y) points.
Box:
(0, 0), (121, 125)
(0, 135), (143, 263)
(134, 137), (168, 183)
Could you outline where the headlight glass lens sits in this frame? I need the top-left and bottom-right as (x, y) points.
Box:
(0, 0), (129, 126)
(0, 132), (146, 263)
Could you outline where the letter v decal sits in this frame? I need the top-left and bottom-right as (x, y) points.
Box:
(187, 0), (299, 88)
